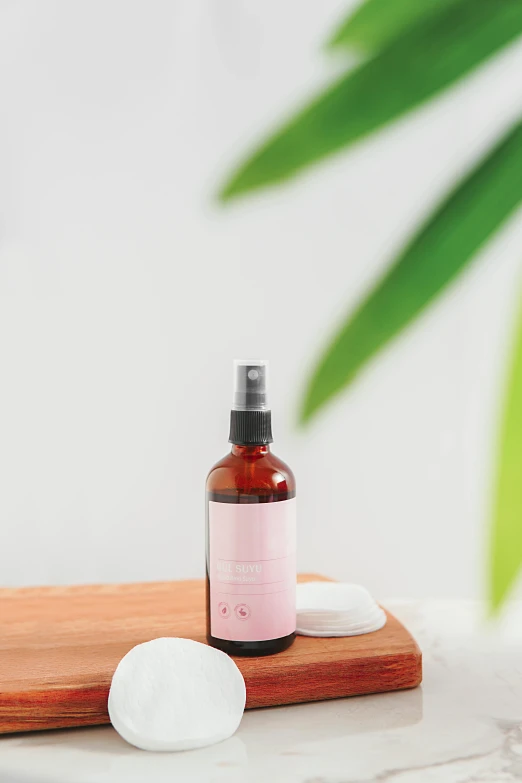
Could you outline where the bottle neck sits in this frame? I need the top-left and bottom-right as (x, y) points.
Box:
(231, 443), (271, 458)
(228, 409), (273, 446)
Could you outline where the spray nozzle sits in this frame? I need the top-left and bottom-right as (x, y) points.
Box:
(233, 359), (269, 411)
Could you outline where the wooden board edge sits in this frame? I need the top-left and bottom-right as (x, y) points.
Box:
(0, 648), (422, 732)
(245, 649), (422, 709)
(0, 687), (110, 735)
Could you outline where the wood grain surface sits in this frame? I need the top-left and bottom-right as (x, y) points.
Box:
(0, 574), (422, 734)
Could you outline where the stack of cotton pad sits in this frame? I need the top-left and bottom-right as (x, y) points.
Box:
(296, 582), (386, 637)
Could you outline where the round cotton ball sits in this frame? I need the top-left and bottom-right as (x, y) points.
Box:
(108, 637), (246, 751)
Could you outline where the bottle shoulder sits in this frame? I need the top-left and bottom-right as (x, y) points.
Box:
(206, 449), (295, 497)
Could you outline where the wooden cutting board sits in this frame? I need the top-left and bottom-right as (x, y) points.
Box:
(0, 574), (421, 734)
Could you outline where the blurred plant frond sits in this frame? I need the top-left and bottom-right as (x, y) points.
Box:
(300, 120), (522, 422)
(327, 0), (461, 53)
(217, 0), (522, 609)
(219, 0), (522, 202)
(491, 285), (522, 610)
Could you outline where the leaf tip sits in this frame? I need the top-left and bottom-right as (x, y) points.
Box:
(299, 375), (324, 426)
(298, 401), (314, 427)
(324, 19), (367, 53)
(488, 588), (503, 618)
(216, 179), (237, 204)
(489, 555), (514, 616)
(325, 30), (344, 51)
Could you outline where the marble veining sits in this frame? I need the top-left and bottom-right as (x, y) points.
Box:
(1, 600), (521, 783)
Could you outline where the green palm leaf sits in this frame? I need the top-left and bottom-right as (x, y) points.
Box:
(491, 288), (522, 610)
(220, 0), (522, 202)
(328, 0), (460, 53)
(301, 119), (522, 422)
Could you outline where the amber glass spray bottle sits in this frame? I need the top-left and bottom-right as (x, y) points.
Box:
(206, 360), (296, 656)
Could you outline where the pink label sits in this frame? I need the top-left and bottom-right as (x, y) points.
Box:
(209, 498), (296, 642)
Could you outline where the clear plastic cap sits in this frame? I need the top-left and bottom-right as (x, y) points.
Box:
(232, 359), (269, 411)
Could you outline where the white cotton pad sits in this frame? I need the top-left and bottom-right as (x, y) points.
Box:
(297, 606), (384, 624)
(297, 609), (387, 634)
(296, 582), (376, 613)
(296, 582), (387, 638)
(297, 610), (385, 632)
(296, 618), (386, 637)
(108, 637), (246, 752)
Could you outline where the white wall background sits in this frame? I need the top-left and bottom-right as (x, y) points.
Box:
(1, 0), (522, 599)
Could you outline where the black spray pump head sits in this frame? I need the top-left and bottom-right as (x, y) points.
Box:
(232, 359), (269, 411)
(229, 359), (273, 445)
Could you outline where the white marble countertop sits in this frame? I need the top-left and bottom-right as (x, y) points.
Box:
(1, 600), (522, 783)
